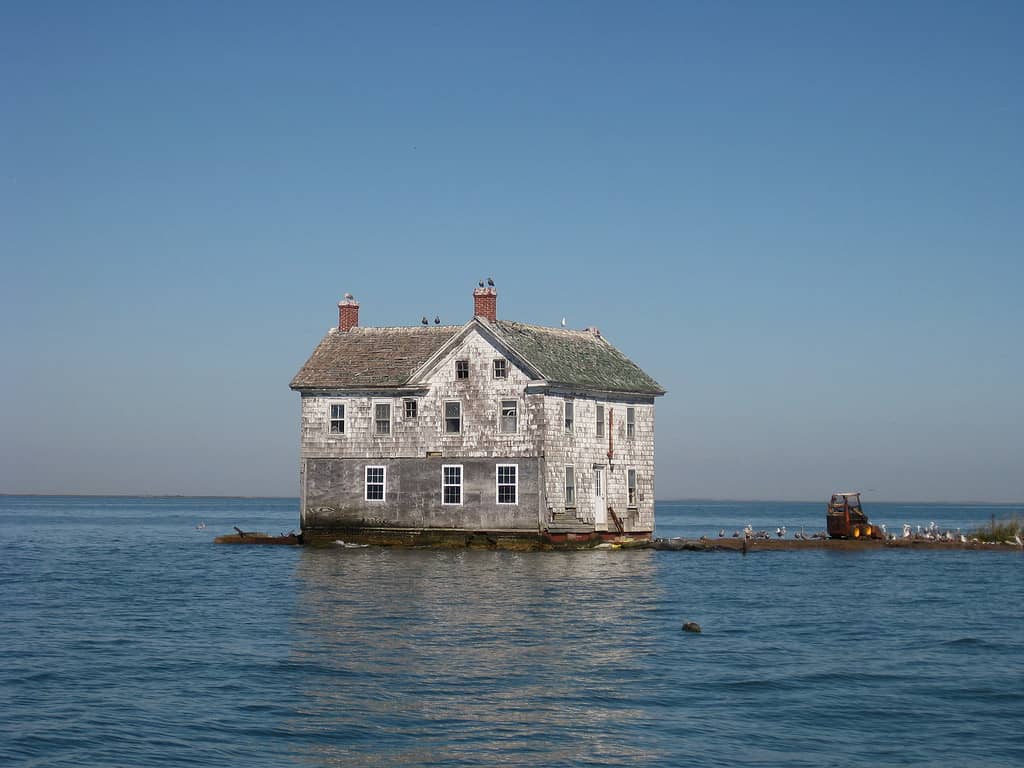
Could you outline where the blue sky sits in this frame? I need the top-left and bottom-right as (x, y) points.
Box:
(2, 2), (1022, 500)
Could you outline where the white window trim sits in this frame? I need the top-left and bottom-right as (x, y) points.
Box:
(496, 463), (518, 505)
(626, 406), (636, 440)
(565, 464), (576, 507)
(403, 398), (418, 419)
(564, 399), (574, 434)
(365, 465), (386, 502)
(493, 358), (507, 379)
(444, 400), (462, 434)
(627, 467), (638, 508)
(328, 400), (346, 435)
(442, 464), (463, 506)
(499, 399), (518, 434)
(455, 359), (470, 379)
(374, 400), (392, 435)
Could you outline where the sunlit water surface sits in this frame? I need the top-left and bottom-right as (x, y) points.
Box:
(1, 497), (1021, 767)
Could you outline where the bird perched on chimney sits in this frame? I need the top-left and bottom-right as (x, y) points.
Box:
(478, 280), (484, 288)
(560, 317), (566, 327)
(421, 316), (428, 326)
(343, 292), (354, 300)
(487, 277), (494, 287)
(434, 315), (440, 324)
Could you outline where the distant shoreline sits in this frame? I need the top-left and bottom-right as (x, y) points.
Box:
(1, 493), (1021, 505)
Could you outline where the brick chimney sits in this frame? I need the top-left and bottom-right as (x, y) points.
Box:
(338, 294), (359, 332)
(473, 284), (497, 322)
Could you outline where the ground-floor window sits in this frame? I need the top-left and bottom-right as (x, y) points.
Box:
(565, 466), (575, 506)
(496, 464), (518, 504)
(627, 469), (637, 506)
(365, 466), (386, 501)
(442, 465), (463, 505)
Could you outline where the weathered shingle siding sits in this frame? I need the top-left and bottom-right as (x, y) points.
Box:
(540, 394), (656, 532)
(299, 330), (543, 460)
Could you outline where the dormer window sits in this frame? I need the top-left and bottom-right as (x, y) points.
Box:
(493, 359), (507, 379)
(455, 360), (469, 380)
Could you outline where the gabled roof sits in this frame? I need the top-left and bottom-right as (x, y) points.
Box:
(290, 325), (461, 389)
(291, 318), (665, 396)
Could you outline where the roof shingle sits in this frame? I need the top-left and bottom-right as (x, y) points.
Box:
(290, 319), (664, 396)
(289, 325), (460, 389)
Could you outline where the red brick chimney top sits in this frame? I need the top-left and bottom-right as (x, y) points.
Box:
(338, 295), (359, 332)
(473, 285), (497, 322)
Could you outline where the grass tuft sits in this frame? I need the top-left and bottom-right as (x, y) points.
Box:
(971, 515), (1021, 543)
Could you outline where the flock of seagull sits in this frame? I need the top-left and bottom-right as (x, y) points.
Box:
(713, 520), (1023, 546)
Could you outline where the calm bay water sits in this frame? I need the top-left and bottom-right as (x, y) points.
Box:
(1, 496), (1021, 767)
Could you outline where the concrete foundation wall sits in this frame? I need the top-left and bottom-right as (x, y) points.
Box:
(303, 456), (542, 532)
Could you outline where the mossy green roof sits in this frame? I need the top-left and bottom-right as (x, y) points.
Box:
(492, 320), (665, 396)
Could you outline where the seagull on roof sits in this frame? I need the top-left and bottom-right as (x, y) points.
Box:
(478, 280), (484, 287)
(421, 316), (428, 325)
(561, 317), (566, 327)
(487, 277), (494, 287)
(434, 315), (440, 324)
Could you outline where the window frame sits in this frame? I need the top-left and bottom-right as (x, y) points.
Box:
(444, 400), (462, 434)
(365, 465), (386, 502)
(492, 359), (507, 379)
(626, 407), (636, 439)
(564, 399), (574, 433)
(404, 399), (418, 419)
(455, 359), (470, 380)
(499, 399), (518, 434)
(565, 465), (576, 507)
(374, 401), (392, 435)
(596, 404), (604, 438)
(496, 463), (518, 505)
(627, 468), (638, 507)
(328, 401), (346, 434)
(442, 464), (463, 506)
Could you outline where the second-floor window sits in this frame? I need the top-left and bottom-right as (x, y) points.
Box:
(404, 399), (418, 419)
(456, 360), (469, 379)
(493, 359), (507, 379)
(375, 403), (391, 435)
(596, 405), (604, 438)
(564, 400), (574, 433)
(500, 400), (517, 433)
(628, 469), (637, 506)
(565, 466), (575, 506)
(330, 403), (345, 433)
(626, 407), (636, 439)
(445, 401), (462, 433)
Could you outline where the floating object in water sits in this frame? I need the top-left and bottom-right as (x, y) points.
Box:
(334, 540), (369, 548)
(195, 521), (206, 530)
(682, 621), (702, 633)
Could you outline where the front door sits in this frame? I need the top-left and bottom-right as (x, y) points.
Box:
(593, 467), (606, 529)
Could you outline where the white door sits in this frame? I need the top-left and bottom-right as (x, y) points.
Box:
(593, 467), (607, 529)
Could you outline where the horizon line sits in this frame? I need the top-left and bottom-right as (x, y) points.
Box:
(1, 493), (1021, 505)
